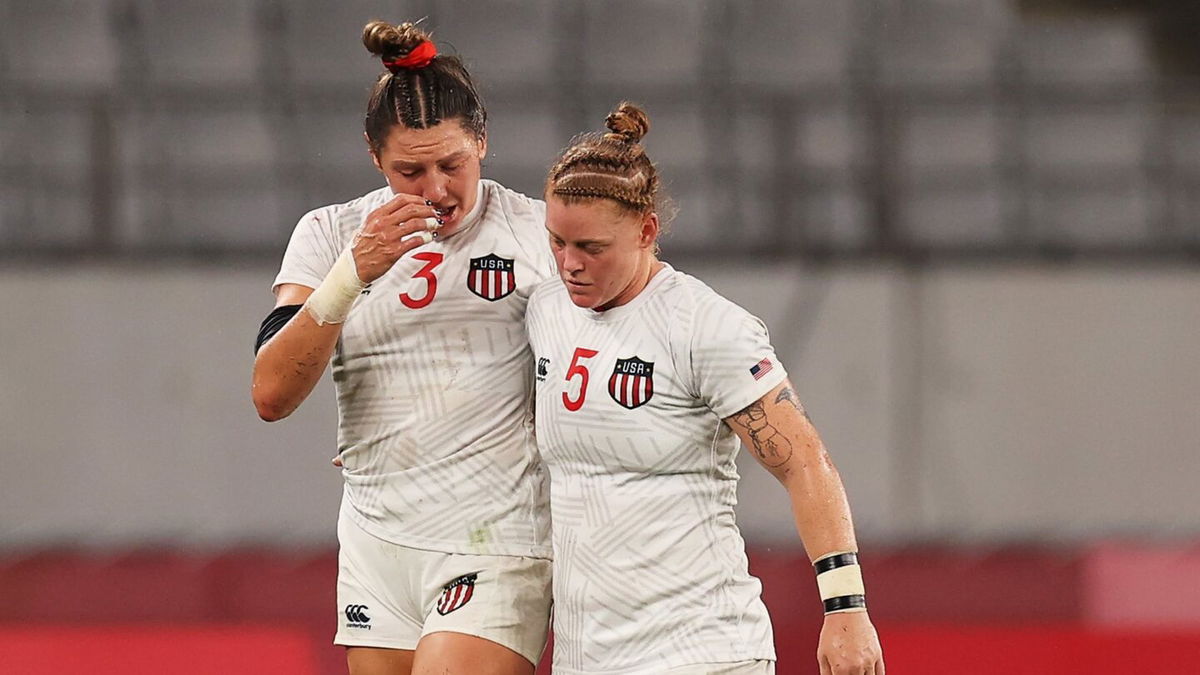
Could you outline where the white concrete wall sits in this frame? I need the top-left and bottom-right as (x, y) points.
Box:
(2, 262), (1197, 548)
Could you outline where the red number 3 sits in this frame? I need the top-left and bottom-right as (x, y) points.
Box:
(399, 252), (444, 309)
(562, 347), (599, 411)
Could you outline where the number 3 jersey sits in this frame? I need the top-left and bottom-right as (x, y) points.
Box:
(525, 264), (789, 674)
(273, 180), (556, 558)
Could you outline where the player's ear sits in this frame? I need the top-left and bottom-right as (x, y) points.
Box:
(639, 211), (659, 250)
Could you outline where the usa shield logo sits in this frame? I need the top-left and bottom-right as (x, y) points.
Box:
(436, 573), (477, 615)
(467, 254), (516, 301)
(608, 357), (654, 410)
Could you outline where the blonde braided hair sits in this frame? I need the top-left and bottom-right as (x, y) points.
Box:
(547, 102), (663, 216)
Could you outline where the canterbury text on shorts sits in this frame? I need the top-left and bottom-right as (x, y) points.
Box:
(335, 505), (552, 665)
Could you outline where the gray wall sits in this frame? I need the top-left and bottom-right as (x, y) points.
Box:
(3, 262), (1196, 549)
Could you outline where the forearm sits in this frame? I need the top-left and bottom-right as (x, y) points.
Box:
(251, 310), (341, 421)
(781, 445), (859, 562)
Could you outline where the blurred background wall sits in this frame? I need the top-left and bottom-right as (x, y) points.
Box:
(2, 1), (1199, 673)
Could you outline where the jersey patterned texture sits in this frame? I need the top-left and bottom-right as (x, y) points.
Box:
(526, 264), (788, 674)
(275, 180), (557, 558)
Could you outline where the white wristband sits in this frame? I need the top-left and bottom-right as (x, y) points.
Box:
(304, 245), (365, 325)
(816, 564), (865, 600)
(814, 551), (867, 614)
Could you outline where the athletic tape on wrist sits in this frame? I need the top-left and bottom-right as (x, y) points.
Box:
(814, 551), (867, 614)
(304, 245), (365, 325)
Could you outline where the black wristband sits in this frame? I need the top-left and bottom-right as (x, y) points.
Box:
(823, 595), (867, 613)
(255, 304), (303, 354)
(813, 552), (859, 575)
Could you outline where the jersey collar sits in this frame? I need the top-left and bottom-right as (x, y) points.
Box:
(581, 262), (673, 323)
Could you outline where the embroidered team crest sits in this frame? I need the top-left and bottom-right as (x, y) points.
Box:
(467, 254), (516, 301)
(608, 357), (655, 410)
(436, 573), (478, 615)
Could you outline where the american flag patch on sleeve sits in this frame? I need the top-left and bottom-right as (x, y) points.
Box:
(749, 358), (773, 381)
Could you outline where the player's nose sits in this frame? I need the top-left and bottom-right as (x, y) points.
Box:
(561, 248), (585, 273)
(421, 174), (448, 204)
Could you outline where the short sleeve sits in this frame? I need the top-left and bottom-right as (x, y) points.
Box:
(532, 200), (557, 279)
(497, 183), (556, 282)
(690, 297), (789, 420)
(273, 206), (343, 292)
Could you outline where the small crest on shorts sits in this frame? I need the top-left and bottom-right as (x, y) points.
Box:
(608, 357), (655, 410)
(436, 572), (478, 616)
(467, 254), (516, 301)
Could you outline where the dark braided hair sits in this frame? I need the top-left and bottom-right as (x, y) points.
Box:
(362, 20), (486, 152)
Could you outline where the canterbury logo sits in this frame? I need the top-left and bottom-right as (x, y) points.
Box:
(344, 604), (371, 624)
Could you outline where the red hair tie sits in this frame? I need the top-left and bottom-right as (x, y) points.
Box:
(382, 40), (437, 71)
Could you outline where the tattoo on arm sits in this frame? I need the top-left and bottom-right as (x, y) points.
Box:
(775, 386), (812, 423)
(731, 401), (793, 468)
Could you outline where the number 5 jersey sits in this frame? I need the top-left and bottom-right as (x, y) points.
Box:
(525, 264), (789, 674)
(274, 180), (556, 558)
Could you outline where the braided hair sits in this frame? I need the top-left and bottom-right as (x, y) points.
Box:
(546, 102), (664, 217)
(362, 19), (486, 152)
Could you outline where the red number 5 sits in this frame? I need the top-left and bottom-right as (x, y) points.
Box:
(562, 347), (599, 411)
(399, 252), (444, 309)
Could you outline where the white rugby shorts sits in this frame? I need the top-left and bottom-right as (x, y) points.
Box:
(334, 505), (552, 665)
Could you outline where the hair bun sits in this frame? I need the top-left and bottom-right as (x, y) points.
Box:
(362, 20), (432, 64)
(604, 102), (650, 144)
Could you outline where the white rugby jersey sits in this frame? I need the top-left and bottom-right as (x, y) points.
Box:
(274, 179), (556, 558)
(526, 264), (788, 674)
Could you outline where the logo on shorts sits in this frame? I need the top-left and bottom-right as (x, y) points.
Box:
(344, 604), (372, 629)
(467, 254), (516, 301)
(608, 357), (654, 409)
(436, 573), (478, 616)
(536, 356), (550, 381)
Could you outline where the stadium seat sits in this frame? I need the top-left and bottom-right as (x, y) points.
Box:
(1028, 175), (1152, 247)
(290, 106), (383, 208)
(901, 189), (1007, 248)
(115, 105), (291, 248)
(800, 182), (872, 249)
(792, 102), (872, 248)
(729, 0), (853, 89)
(483, 105), (561, 170)
(278, 0), (392, 90)
(1019, 16), (1150, 85)
(897, 106), (1007, 246)
(132, 0), (264, 88)
(482, 103), (561, 196)
(878, 0), (1014, 87)
(0, 0), (119, 90)
(431, 0), (555, 88)
(1021, 109), (1153, 245)
(1026, 110), (1147, 171)
(0, 104), (97, 246)
(655, 169), (719, 250)
(579, 0), (704, 87)
(1165, 116), (1200, 241)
